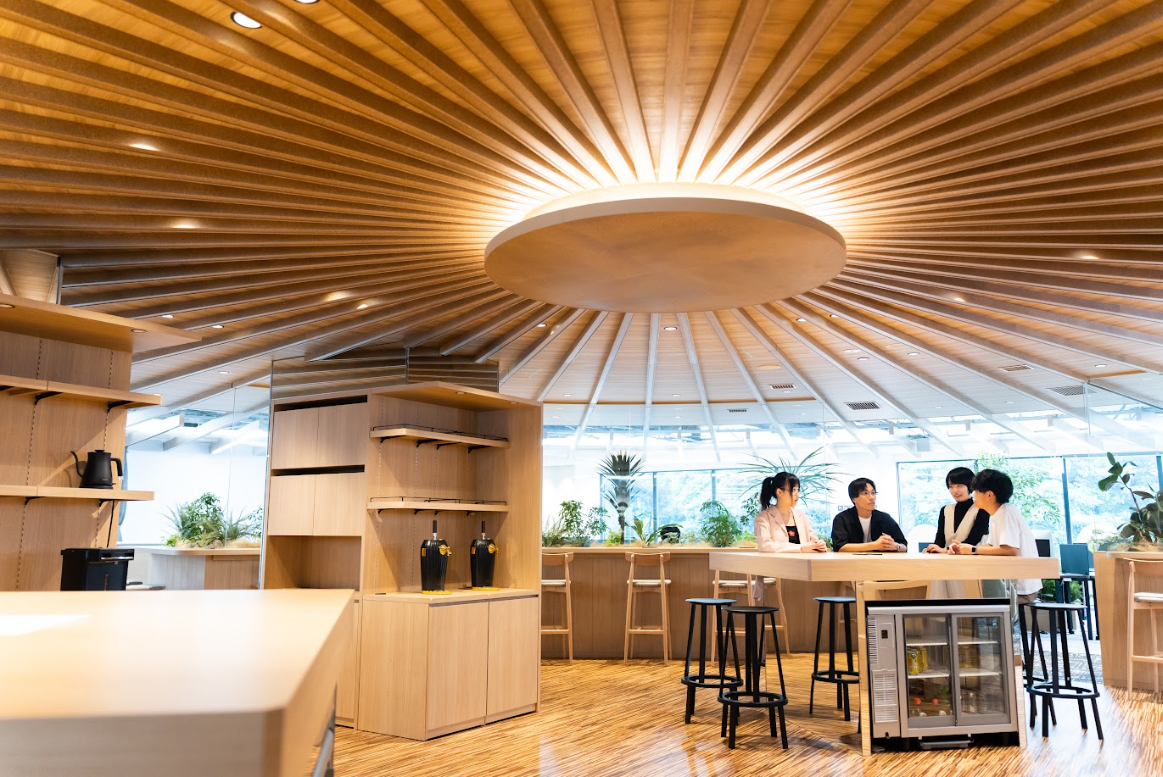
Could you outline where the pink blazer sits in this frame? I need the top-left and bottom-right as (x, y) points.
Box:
(754, 506), (819, 554)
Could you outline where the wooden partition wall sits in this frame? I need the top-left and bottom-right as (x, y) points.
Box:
(0, 293), (194, 591)
(261, 381), (542, 739)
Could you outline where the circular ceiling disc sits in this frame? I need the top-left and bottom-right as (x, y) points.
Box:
(484, 196), (846, 313)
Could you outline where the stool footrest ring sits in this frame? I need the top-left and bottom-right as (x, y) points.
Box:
(719, 690), (788, 709)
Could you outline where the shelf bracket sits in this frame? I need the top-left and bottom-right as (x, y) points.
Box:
(466, 445), (487, 453)
(414, 440), (439, 448)
(435, 443), (459, 450)
(107, 400), (132, 411)
(24, 496), (40, 504)
(33, 391), (61, 405)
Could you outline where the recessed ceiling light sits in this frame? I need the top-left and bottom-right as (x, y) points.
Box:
(536, 322), (547, 328)
(160, 314), (174, 319)
(759, 364), (779, 369)
(671, 394), (679, 397)
(0, 303), (13, 309)
(952, 297), (965, 303)
(843, 349), (859, 353)
(552, 415), (560, 419)
(456, 391), (465, 395)
(907, 352), (920, 356)
(783, 390), (791, 394)
(563, 393), (571, 397)
(663, 325), (678, 331)
(129, 142), (158, 151)
(292, 0), (319, 4)
(795, 318), (806, 322)
(857, 357), (870, 361)
(1005, 401), (1014, 405)
(357, 303), (368, 310)
(934, 406), (942, 409)
(210, 324), (224, 329)
(673, 415), (681, 419)
(218, 371), (229, 375)
(130, 328), (146, 333)
(172, 221), (197, 229)
(231, 11), (261, 28)
(829, 314), (838, 318)
(1094, 363), (1107, 368)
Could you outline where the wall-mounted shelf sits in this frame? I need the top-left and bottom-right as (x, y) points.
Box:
(367, 497), (509, 513)
(371, 425), (509, 450)
(0, 373), (161, 409)
(0, 485), (152, 501)
(0, 291), (198, 352)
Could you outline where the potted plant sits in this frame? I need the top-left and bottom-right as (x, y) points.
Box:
(599, 451), (645, 543)
(1099, 453), (1163, 549)
(164, 493), (262, 549)
(697, 500), (748, 548)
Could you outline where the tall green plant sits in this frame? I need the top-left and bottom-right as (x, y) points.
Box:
(599, 451), (645, 543)
(697, 499), (747, 547)
(164, 493), (262, 548)
(1099, 453), (1163, 546)
(739, 447), (840, 508)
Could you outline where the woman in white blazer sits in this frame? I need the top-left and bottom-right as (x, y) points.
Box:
(752, 472), (826, 600)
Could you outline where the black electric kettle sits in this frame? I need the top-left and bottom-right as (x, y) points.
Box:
(70, 449), (122, 489)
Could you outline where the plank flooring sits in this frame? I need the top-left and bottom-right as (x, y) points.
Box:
(335, 641), (1163, 776)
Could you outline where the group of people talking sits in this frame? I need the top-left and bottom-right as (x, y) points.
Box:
(752, 466), (1042, 606)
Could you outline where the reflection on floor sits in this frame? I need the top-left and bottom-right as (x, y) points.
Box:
(335, 640), (1161, 777)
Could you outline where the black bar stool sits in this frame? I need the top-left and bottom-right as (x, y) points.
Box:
(1017, 601), (1056, 727)
(809, 596), (859, 721)
(1028, 602), (1102, 741)
(718, 604), (788, 750)
(681, 597), (740, 724)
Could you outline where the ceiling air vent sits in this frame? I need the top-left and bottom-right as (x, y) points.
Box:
(999, 364), (1031, 372)
(846, 401), (880, 410)
(727, 408), (748, 413)
(770, 383), (795, 390)
(1049, 385), (1085, 397)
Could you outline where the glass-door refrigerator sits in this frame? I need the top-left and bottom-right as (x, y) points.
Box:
(866, 599), (1019, 742)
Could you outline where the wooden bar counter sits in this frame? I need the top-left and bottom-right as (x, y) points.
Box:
(540, 546), (849, 659)
(0, 589), (352, 777)
(1094, 550), (1163, 691)
(139, 546), (261, 590)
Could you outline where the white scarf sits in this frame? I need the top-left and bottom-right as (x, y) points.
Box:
(943, 502), (980, 545)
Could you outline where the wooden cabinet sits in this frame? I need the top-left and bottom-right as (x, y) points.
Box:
(267, 472), (365, 536)
(270, 403), (367, 469)
(358, 592), (537, 740)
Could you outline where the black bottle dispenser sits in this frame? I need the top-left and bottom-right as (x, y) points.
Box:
(470, 520), (498, 590)
(420, 519), (450, 594)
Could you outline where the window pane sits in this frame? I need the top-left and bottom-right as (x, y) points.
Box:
(1065, 455), (1141, 545)
(654, 471), (712, 537)
(897, 460), (973, 537)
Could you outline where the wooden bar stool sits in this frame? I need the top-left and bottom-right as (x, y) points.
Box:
(711, 570), (749, 659)
(541, 551), (574, 663)
(624, 551), (672, 664)
(1126, 558), (1163, 691)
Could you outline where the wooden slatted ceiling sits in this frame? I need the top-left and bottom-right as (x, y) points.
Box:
(1, 1), (1163, 440)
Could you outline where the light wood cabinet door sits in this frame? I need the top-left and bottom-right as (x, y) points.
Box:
(315, 403), (368, 467)
(336, 596), (361, 725)
(426, 602), (488, 734)
(269, 408), (320, 470)
(486, 596), (540, 719)
(312, 472), (366, 536)
(266, 475), (316, 535)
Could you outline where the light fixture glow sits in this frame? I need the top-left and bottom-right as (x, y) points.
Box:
(231, 11), (261, 28)
(1094, 363), (1107, 368)
(357, 303), (368, 310)
(857, 357), (870, 361)
(172, 220), (198, 229)
(795, 317), (806, 322)
(129, 142), (158, 151)
(953, 297), (965, 302)
(536, 322), (547, 327)
(219, 371), (229, 375)
(671, 394), (679, 397)
(829, 314), (838, 318)
(907, 352), (920, 356)
(0, 303), (13, 309)
(663, 325), (678, 331)
(160, 314), (174, 319)
(211, 324), (224, 329)
(130, 328), (146, 333)
(843, 349), (859, 353)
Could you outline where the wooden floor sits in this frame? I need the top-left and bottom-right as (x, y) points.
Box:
(335, 647), (1163, 776)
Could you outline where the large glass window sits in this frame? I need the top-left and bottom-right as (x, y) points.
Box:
(654, 471), (712, 535)
(1066, 455), (1148, 545)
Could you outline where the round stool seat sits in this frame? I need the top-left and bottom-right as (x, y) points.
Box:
(687, 597), (737, 606)
(815, 595), (856, 604)
(725, 604), (779, 615)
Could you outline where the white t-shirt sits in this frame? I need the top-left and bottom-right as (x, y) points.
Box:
(982, 502), (1041, 596)
(859, 516), (872, 543)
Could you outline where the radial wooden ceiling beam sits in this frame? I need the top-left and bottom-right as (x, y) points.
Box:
(730, 307), (875, 457)
(704, 310), (797, 454)
(656, 0), (692, 183)
(402, 293), (521, 350)
(439, 300), (545, 356)
(499, 309), (585, 380)
(161, 400), (269, 452)
(127, 368), (270, 425)
(474, 305), (566, 364)
(571, 312), (633, 451)
(754, 304), (964, 458)
(676, 313), (720, 461)
(535, 311), (609, 402)
(590, 0), (654, 181)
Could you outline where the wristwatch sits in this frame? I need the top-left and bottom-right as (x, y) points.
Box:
(970, 545), (977, 555)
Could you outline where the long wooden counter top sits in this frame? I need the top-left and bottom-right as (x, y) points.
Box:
(710, 550), (1061, 581)
(0, 589), (353, 776)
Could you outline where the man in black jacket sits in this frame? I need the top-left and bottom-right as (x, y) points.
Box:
(831, 478), (908, 552)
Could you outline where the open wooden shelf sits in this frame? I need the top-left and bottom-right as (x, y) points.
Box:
(0, 485), (152, 501)
(0, 291), (198, 352)
(370, 425), (509, 449)
(0, 373), (161, 408)
(367, 497), (509, 512)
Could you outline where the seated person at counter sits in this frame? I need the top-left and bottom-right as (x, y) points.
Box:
(922, 466), (991, 553)
(831, 478), (908, 552)
(754, 472), (827, 553)
(947, 469), (1041, 607)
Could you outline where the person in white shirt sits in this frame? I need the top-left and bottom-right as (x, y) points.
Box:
(947, 469), (1041, 606)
